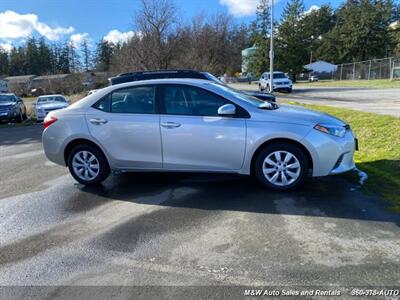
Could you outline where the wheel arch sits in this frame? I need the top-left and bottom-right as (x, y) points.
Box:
(64, 138), (109, 168)
(250, 138), (313, 175)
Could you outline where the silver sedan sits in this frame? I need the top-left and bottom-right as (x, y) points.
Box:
(42, 79), (357, 190)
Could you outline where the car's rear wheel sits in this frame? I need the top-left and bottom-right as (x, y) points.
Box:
(254, 143), (308, 190)
(67, 144), (110, 185)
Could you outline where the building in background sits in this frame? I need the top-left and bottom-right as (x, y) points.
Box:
(4, 75), (36, 96)
(303, 60), (337, 79)
(241, 46), (257, 74)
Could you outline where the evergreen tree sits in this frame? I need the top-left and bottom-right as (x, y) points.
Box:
(58, 42), (71, 73)
(69, 41), (81, 73)
(0, 48), (9, 75)
(9, 47), (25, 75)
(37, 37), (52, 74)
(246, 0), (271, 77)
(302, 5), (335, 61)
(26, 37), (40, 74)
(81, 39), (92, 72)
(95, 40), (114, 71)
(317, 0), (395, 63)
(275, 0), (308, 81)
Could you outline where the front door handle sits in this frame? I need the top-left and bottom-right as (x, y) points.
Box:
(160, 121), (181, 129)
(89, 118), (108, 125)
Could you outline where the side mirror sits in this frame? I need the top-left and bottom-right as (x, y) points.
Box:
(218, 104), (236, 116)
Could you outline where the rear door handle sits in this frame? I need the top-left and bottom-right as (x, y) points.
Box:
(160, 121), (181, 129)
(89, 118), (108, 125)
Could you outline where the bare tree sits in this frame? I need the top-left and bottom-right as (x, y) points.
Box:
(110, 0), (251, 75)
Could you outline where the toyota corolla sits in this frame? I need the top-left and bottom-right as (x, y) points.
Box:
(42, 79), (357, 190)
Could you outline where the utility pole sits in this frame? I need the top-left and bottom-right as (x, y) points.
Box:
(269, 0), (274, 93)
(308, 51), (313, 81)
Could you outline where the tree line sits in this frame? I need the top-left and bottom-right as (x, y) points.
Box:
(0, 0), (399, 80)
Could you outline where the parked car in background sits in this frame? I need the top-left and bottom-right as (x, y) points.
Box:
(42, 79), (356, 190)
(309, 75), (319, 82)
(33, 95), (69, 121)
(109, 70), (276, 102)
(0, 80), (9, 93)
(259, 72), (293, 93)
(0, 93), (27, 123)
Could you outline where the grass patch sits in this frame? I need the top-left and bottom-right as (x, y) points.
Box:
(295, 79), (400, 89)
(285, 101), (400, 212)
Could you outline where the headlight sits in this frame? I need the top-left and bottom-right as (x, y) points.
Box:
(314, 123), (346, 138)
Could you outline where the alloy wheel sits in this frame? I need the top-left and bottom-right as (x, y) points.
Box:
(262, 150), (301, 186)
(72, 150), (100, 181)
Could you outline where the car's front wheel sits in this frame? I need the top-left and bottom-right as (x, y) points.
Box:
(16, 110), (24, 123)
(67, 144), (110, 185)
(254, 143), (308, 190)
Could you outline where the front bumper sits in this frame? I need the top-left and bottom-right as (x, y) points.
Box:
(302, 128), (356, 177)
(273, 85), (292, 91)
(0, 110), (16, 121)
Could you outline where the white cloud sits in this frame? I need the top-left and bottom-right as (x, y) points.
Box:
(0, 42), (12, 52)
(0, 10), (74, 41)
(103, 29), (135, 44)
(219, 0), (259, 17)
(304, 5), (320, 15)
(70, 33), (90, 48)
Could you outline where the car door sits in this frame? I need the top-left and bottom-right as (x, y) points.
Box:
(86, 85), (162, 169)
(159, 84), (246, 171)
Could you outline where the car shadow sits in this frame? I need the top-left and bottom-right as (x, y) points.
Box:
(78, 172), (400, 226)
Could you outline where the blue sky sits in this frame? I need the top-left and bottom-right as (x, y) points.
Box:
(0, 0), (341, 50)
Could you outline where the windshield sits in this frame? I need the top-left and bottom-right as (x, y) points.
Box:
(215, 84), (278, 109)
(265, 73), (287, 79)
(38, 96), (66, 103)
(202, 72), (226, 85)
(0, 95), (16, 103)
(274, 73), (287, 79)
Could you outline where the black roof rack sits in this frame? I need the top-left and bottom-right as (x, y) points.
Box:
(108, 69), (207, 85)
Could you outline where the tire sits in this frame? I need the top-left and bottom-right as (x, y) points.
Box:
(254, 142), (308, 190)
(287, 88), (292, 93)
(16, 111), (23, 123)
(67, 144), (110, 185)
(259, 84), (264, 92)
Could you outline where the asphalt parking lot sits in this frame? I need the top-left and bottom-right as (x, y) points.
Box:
(231, 83), (400, 116)
(0, 125), (399, 298)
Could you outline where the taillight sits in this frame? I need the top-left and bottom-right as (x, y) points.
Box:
(44, 115), (58, 129)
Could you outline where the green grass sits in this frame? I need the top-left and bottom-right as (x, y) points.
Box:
(286, 101), (400, 212)
(295, 79), (400, 89)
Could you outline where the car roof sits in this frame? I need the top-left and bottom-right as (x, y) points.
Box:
(109, 69), (207, 85)
(110, 78), (213, 88)
(115, 69), (203, 77)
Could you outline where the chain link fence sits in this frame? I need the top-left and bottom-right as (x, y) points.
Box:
(334, 57), (400, 80)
